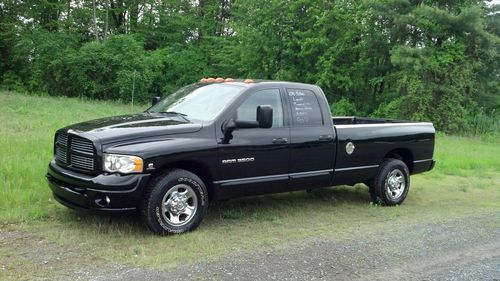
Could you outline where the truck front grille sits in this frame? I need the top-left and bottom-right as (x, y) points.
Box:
(54, 132), (96, 173)
(71, 136), (94, 155)
(56, 133), (68, 146)
(56, 146), (68, 164)
(70, 154), (95, 170)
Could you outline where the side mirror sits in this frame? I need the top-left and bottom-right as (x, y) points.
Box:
(223, 105), (273, 133)
(221, 105), (273, 144)
(257, 105), (273, 129)
(223, 119), (259, 134)
(151, 96), (161, 106)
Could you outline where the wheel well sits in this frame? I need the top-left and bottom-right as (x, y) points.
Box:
(384, 148), (414, 173)
(154, 161), (215, 201)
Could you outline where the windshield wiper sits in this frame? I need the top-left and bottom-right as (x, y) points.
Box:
(148, 111), (190, 122)
(155, 111), (188, 117)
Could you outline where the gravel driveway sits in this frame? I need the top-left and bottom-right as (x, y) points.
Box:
(86, 212), (499, 281)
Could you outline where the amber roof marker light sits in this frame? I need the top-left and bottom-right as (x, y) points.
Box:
(200, 77), (250, 83)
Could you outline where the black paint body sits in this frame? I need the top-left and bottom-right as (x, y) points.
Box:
(47, 81), (435, 212)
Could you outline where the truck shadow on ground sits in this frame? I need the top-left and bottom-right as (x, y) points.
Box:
(58, 184), (371, 235)
(208, 184), (370, 220)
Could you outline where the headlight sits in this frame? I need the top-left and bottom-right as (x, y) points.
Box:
(103, 154), (143, 173)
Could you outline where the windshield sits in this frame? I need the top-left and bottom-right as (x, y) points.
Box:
(148, 83), (245, 121)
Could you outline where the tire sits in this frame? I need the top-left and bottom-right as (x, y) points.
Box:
(141, 169), (209, 235)
(371, 159), (410, 206)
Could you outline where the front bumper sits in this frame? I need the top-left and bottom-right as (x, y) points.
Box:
(47, 160), (151, 213)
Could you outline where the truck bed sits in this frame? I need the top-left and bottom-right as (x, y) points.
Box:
(330, 116), (435, 186)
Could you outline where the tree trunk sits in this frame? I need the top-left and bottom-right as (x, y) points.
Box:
(104, 0), (109, 39)
(93, 0), (99, 41)
(130, 0), (138, 32)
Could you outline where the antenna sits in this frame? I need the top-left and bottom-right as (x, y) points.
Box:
(131, 70), (136, 111)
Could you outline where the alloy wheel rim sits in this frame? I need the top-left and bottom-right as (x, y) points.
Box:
(161, 184), (198, 226)
(385, 169), (405, 200)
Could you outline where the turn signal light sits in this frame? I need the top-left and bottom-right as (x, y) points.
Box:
(244, 79), (254, 84)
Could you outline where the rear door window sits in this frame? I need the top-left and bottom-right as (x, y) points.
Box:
(286, 88), (323, 126)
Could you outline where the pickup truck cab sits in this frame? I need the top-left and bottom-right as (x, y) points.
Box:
(47, 79), (435, 235)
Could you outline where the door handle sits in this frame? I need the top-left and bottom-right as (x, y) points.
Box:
(318, 135), (333, 141)
(272, 137), (288, 144)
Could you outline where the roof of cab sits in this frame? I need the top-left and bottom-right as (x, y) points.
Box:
(197, 78), (317, 89)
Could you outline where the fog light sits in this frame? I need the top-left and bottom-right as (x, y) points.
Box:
(95, 193), (111, 207)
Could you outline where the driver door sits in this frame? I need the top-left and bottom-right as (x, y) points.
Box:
(216, 88), (291, 199)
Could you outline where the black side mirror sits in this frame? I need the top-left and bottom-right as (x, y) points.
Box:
(223, 120), (258, 135)
(257, 105), (273, 129)
(152, 96), (161, 106)
(222, 105), (273, 143)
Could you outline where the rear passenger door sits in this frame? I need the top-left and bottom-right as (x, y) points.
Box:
(286, 88), (336, 189)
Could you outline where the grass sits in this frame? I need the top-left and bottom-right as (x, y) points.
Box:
(0, 91), (132, 222)
(1, 91), (499, 277)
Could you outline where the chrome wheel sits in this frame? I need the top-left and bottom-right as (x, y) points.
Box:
(161, 184), (198, 226)
(385, 169), (405, 200)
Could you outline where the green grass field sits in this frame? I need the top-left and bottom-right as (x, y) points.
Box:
(1, 91), (499, 277)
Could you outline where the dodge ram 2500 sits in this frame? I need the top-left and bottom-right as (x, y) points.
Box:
(47, 79), (435, 235)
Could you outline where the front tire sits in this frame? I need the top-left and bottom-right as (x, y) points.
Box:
(141, 169), (208, 235)
(371, 159), (410, 206)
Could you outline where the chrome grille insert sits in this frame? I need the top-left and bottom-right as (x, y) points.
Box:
(54, 133), (96, 173)
(71, 137), (94, 155)
(56, 146), (68, 164)
(56, 133), (68, 146)
(70, 154), (95, 170)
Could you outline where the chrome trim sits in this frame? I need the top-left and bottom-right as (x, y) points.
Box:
(214, 169), (334, 185)
(334, 165), (379, 172)
(335, 122), (433, 129)
(413, 159), (433, 163)
(289, 169), (333, 177)
(214, 174), (288, 186)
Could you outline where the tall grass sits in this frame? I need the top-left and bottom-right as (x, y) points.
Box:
(0, 91), (140, 223)
(434, 133), (500, 176)
(469, 109), (499, 141)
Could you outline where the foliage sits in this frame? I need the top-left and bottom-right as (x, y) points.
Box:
(0, 0), (498, 134)
(331, 97), (357, 116)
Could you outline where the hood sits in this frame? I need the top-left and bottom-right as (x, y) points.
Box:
(62, 113), (202, 144)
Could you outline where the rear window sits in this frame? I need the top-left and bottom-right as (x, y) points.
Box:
(287, 88), (323, 126)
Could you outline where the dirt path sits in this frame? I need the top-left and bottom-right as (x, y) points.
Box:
(140, 212), (500, 281)
(1, 213), (499, 281)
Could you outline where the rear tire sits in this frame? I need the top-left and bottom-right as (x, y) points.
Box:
(371, 159), (410, 206)
(141, 169), (208, 235)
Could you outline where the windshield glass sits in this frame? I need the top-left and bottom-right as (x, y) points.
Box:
(148, 83), (245, 121)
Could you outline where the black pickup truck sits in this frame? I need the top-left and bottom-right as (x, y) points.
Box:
(47, 79), (435, 235)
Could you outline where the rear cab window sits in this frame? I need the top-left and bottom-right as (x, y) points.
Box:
(286, 88), (324, 126)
